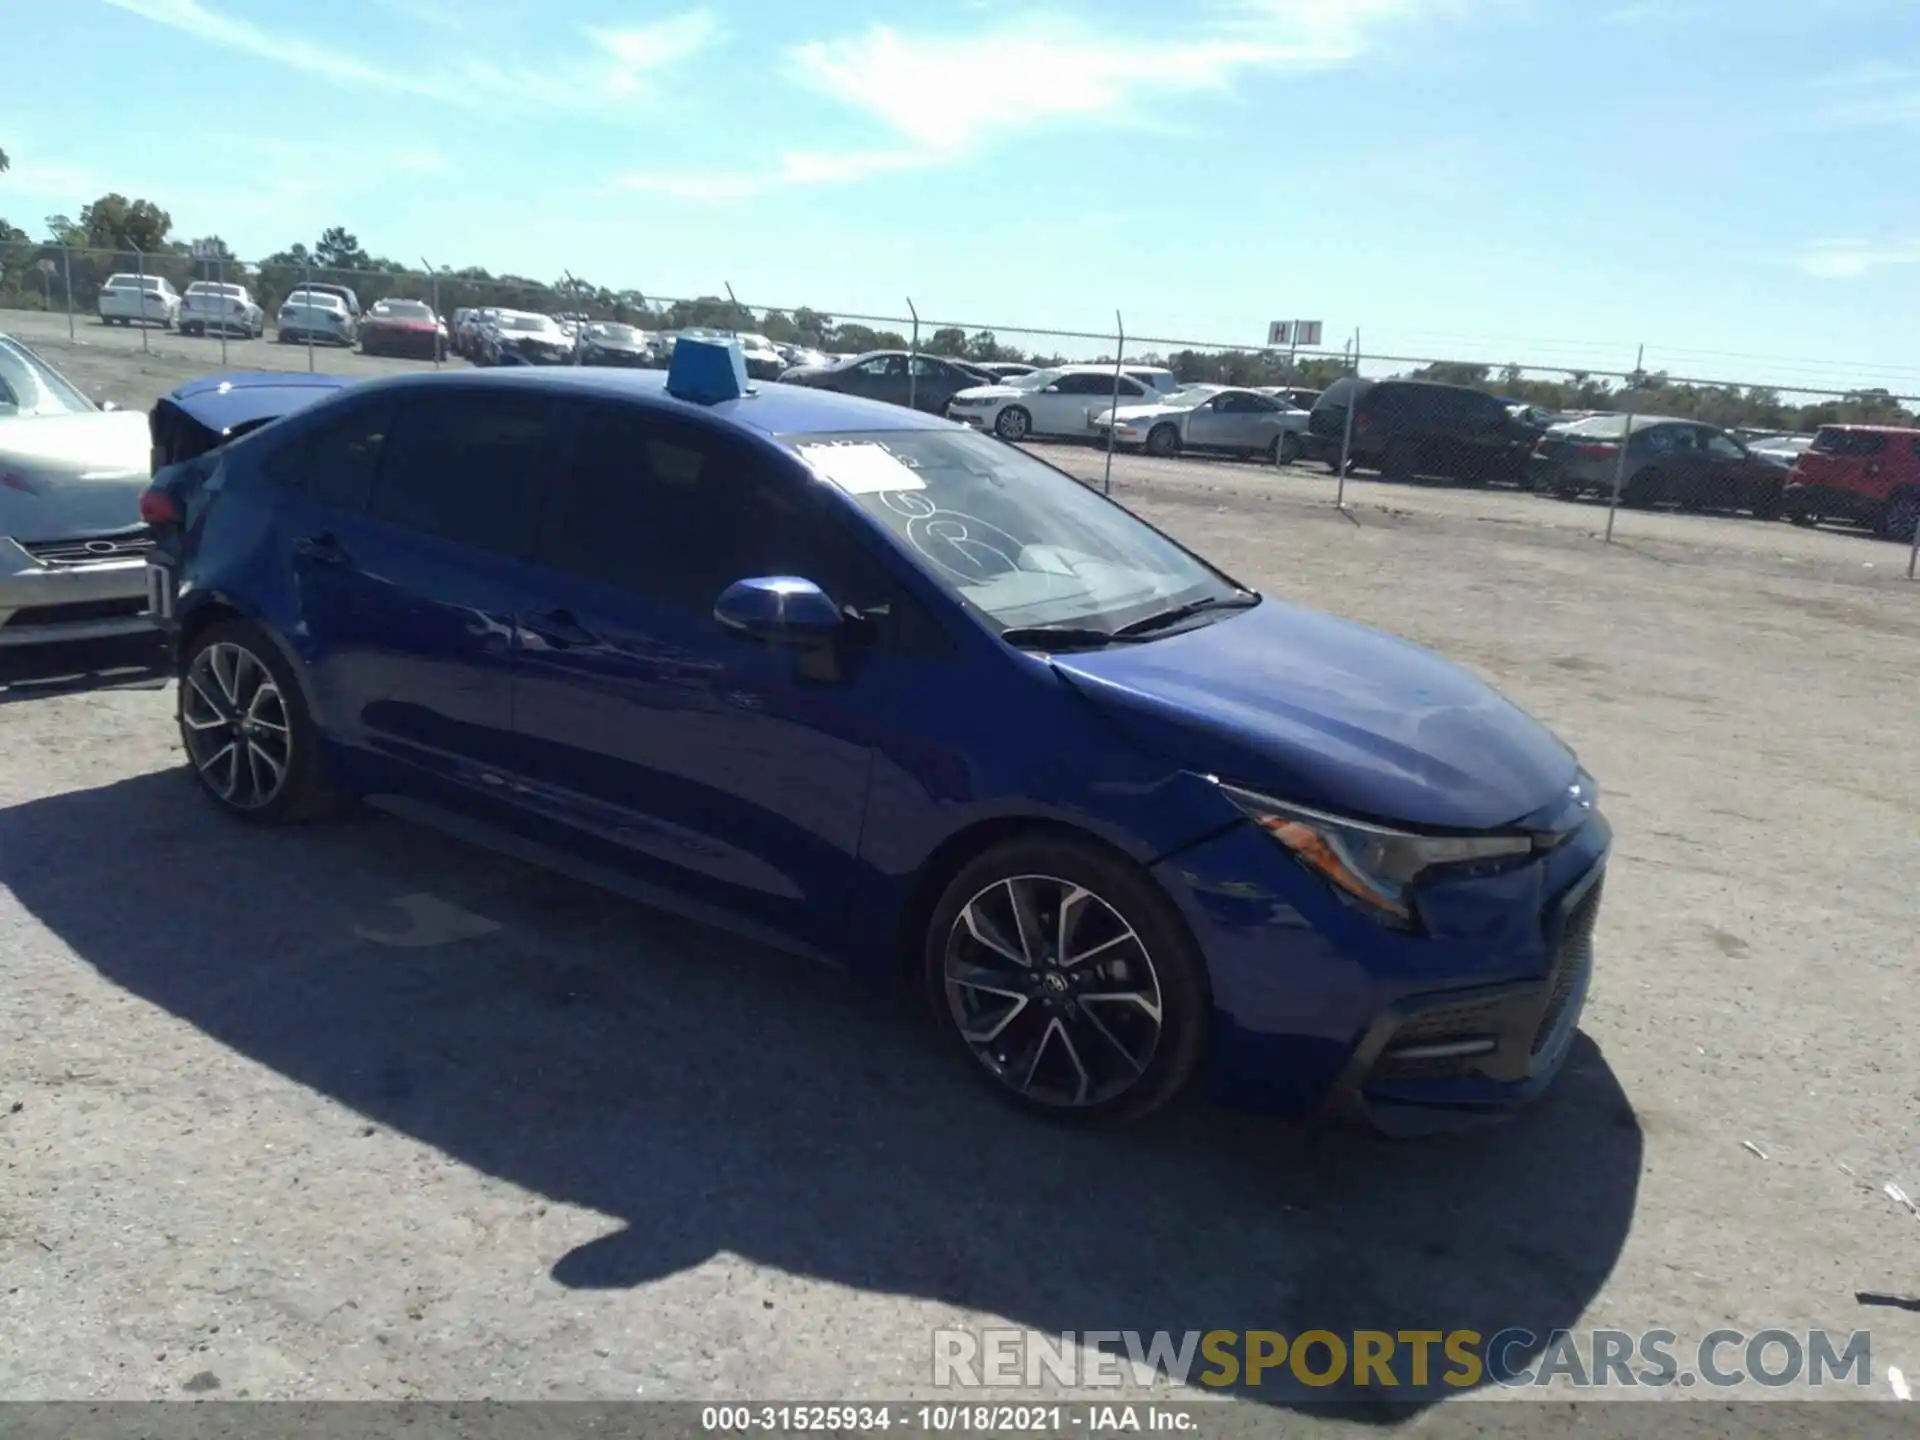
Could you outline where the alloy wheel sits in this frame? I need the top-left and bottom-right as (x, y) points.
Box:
(995, 407), (1030, 441)
(943, 874), (1164, 1109)
(181, 641), (293, 811)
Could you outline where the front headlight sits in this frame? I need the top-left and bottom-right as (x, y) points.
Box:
(1222, 785), (1533, 929)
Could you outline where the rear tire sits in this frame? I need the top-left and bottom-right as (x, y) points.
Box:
(922, 835), (1209, 1127)
(178, 619), (339, 826)
(1274, 431), (1302, 465)
(1622, 468), (1662, 508)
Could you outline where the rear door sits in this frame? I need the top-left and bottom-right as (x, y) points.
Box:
(842, 354), (909, 405)
(285, 387), (560, 790)
(1700, 427), (1778, 512)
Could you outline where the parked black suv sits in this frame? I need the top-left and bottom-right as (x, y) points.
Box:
(1305, 379), (1543, 485)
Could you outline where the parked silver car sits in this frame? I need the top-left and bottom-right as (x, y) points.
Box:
(0, 334), (154, 647)
(1092, 384), (1312, 461)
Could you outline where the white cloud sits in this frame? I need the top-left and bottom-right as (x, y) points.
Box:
(626, 0), (1433, 199)
(618, 148), (926, 199)
(97, 0), (718, 114)
(1795, 239), (1920, 280)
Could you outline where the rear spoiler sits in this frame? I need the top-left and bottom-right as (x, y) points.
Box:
(149, 370), (359, 474)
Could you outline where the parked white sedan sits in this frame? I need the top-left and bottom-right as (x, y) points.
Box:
(96, 273), (180, 328)
(180, 282), (265, 338)
(946, 366), (1167, 442)
(1091, 385), (1313, 462)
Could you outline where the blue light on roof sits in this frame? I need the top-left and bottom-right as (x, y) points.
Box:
(667, 335), (752, 405)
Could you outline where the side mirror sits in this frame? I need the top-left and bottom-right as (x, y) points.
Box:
(1041, 384), (1061, 394)
(100, 399), (120, 412)
(714, 576), (843, 646)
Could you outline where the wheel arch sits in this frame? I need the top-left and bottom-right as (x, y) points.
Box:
(892, 814), (1195, 986)
(177, 598), (322, 721)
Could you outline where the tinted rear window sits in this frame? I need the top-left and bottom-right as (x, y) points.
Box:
(1811, 428), (1886, 456)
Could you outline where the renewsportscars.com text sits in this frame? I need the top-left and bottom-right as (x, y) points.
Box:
(932, 1327), (1873, 1392)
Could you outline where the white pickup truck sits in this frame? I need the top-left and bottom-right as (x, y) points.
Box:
(179, 282), (265, 338)
(96, 273), (181, 328)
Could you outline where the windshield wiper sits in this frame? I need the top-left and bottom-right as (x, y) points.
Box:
(996, 624), (1134, 652)
(1111, 591), (1261, 639)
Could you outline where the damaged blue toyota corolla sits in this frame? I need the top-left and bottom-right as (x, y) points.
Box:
(141, 337), (1609, 1134)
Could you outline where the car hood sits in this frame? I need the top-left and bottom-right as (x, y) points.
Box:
(1108, 402), (1191, 424)
(952, 384), (1028, 402)
(1049, 600), (1578, 830)
(0, 412), (152, 542)
(368, 315), (437, 330)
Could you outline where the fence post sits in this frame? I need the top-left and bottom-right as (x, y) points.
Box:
(63, 245), (74, 341)
(304, 253), (315, 373)
(217, 249), (229, 368)
(131, 242), (149, 355)
(1603, 410), (1636, 544)
(1908, 517), (1918, 581)
(422, 258), (442, 368)
(1104, 309), (1124, 497)
(1336, 328), (1360, 510)
(906, 296), (919, 412)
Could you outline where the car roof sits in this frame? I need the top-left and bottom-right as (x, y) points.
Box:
(1814, 422), (1914, 434)
(341, 367), (945, 437)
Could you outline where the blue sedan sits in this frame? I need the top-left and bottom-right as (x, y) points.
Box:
(140, 339), (1609, 1133)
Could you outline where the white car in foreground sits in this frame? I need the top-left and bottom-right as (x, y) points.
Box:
(946, 365), (1173, 442)
(1092, 385), (1313, 462)
(0, 333), (154, 646)
(180, 282), (265, 338)
(97, 274), (180, 328)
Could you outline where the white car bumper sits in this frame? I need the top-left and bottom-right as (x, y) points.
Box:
(0, 533), (156, 647)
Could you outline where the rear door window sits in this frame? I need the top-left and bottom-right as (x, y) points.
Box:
(370, 390), (555, 557)
(272, 399), (398, 511)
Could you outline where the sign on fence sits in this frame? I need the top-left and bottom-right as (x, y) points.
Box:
(1267, 320), (1323, 348)
(190, 240), (222, 261)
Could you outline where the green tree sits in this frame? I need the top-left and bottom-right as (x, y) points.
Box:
(0, 146), (10, 175)
(927, 326), (968, 355)
(78, 193), (173, 252)
(313, 226), (370, 272)
(0, 217), (27, 244)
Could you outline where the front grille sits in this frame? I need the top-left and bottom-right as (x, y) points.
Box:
(1533, 880), (1601, 1055)
(4, 596), (149, 628)
(20, 531), (155, 568)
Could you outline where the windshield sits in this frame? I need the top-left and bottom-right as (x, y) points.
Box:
(788, 428), (1238, 633)
(499, 315), (556, 332)
(377, 300), (434, 320)
(1154, 386), (1222, 410)
(0, 336), (96, 417)
(588, 323), (639, 341)
(285, 292), (344, 311)
(1005, 368), (1060, 390)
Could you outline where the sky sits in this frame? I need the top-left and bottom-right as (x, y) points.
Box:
(6, 0), (1920, 395)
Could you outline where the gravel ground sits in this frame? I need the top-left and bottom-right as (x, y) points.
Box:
(2, 308), (1917, 1423)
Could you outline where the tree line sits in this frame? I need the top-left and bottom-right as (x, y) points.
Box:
(0, 177), (1911, 433)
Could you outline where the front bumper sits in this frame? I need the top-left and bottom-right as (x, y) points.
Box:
(1155, 807), (1611, 1134)
(0, 532), (156, 647)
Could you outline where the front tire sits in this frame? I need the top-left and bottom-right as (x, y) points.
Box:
(994, 406), (1032, 442)
(179, 620), (337, 825)
(1274, 431), (1302, 465)
(1144, 423), (1181, 458)
(923, 836), (1208, 1127)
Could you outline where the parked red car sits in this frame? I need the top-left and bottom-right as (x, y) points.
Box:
(1784, 425), (1920, 541)
(358, 298), (446, 361)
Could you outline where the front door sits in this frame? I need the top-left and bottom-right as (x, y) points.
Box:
(506, 403), (953, 951)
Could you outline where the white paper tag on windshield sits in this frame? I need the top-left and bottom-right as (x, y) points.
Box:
(797, 442), (926, 495)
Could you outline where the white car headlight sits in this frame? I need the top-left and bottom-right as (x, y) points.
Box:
(1221, 784), (1534, 929)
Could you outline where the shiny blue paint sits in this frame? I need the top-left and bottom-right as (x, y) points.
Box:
(714, 577), (843, 643)
(158, 370), (358, 435)
(159, 367), (1611, 1129)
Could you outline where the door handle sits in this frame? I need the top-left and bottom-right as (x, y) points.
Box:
(521, 608), (598, 649)
(294, 532), (347, 564)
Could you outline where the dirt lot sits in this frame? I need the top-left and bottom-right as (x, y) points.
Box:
(2, 308), (1917, 1421)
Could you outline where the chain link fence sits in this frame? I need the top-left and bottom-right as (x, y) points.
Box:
(2, 243), (1916, 570)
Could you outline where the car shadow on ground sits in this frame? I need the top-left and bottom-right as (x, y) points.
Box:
(2, 769), (1643, 1416)
(0, 634), (170, 705)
